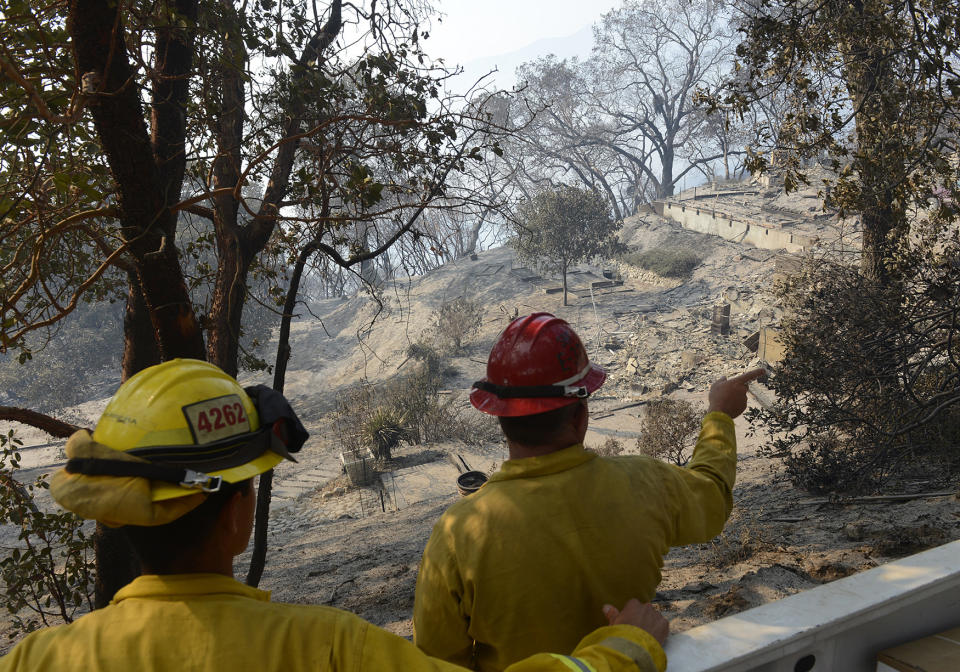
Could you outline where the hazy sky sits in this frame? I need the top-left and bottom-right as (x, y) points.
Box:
(424, 0), (621, 68)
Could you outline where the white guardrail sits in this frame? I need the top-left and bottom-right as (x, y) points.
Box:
(663, 539), (960, 671)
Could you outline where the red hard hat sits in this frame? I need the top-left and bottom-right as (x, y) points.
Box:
(470, 313), (606, 417)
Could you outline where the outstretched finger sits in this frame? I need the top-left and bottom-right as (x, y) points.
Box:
(602, 604), (620, 625)
(730, 368), (767, 384)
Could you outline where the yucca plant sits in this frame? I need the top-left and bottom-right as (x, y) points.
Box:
(364, 408), (407, 462)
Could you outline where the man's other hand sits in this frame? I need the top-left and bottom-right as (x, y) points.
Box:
(707, 368), (767, 419)
(602, 599), (669, 645)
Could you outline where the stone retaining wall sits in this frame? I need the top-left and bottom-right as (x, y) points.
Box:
(659, 200), (816, 253)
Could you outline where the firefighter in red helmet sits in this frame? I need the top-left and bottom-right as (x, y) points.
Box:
(414, 313), (764, 672)
(469, 312), (607, 417)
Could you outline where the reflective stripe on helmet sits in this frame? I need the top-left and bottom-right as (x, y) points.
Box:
(551, 362), (593, 387)
(546, 654), (597, 672)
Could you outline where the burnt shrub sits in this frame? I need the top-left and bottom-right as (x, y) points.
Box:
(431, 297), (484, 352)
(636, 398), (702, 466)
(334, 352), (498, 460)
(750, 241), (960, 494)
(586, 437), (625, 457)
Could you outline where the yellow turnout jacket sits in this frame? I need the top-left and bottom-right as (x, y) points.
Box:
(0, 573), (663, 672)
(414, 412), (737, 671)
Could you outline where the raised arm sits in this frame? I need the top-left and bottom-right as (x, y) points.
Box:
(667, 369), (766, 545)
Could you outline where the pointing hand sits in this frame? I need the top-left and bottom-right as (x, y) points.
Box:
(707, 368), (767, 419)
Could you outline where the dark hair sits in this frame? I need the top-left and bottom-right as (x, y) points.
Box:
(122, 479), (252, 574)
(498, 402), (582, 446)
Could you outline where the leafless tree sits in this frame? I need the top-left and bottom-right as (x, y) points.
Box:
(512, 57), (653, 219)
(506, 0), (735, 214)
(586, 0), (735, 198)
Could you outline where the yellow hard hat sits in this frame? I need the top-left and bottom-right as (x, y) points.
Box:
(90, 358), (288, 501)
(51, 359), (308, 529)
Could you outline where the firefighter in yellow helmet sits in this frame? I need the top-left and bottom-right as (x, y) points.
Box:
(0, 359), (667, 672)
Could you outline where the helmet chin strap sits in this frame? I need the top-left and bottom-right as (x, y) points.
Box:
(471, 381), (589, 399)
(472, 363), (591, 399)
(64, 458), (224, 492)
(472, 362), (594, 399)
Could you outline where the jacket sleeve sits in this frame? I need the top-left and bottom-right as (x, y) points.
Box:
(504, 625), (666, 672)
(666, 411), (737, 546)
(413, 520), (474, 667)
(355, 615), (664, 672)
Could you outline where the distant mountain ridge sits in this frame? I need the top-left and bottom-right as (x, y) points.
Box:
(442, 24), (594, 90)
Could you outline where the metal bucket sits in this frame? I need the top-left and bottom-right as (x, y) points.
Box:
(456, 470), (488, 497)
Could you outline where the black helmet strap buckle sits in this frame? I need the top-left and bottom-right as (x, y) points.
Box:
(180, 470), (223, 492)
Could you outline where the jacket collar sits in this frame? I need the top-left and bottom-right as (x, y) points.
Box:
(111, 573), (271, 604)
(488, 443), (595, 482)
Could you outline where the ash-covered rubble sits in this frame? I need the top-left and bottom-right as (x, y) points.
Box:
(598, 221), (787, 400)
(605, 303), (778, 399)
